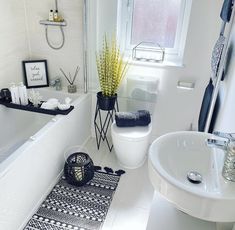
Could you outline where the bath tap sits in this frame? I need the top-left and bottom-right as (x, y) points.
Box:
(50, 78), (62, 91)
(206, 131), (235, 182)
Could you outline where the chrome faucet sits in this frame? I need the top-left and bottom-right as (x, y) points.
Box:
(50, 78), (62, 91)
(206, 131), (235, 182)
(206, 138), (228, 151)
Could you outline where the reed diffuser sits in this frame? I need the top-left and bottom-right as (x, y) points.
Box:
(60, 66), (80, 93)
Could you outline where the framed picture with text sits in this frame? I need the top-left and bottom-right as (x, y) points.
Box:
(22, 60), (49, 88)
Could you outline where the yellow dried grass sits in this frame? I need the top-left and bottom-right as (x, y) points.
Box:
(96, 35), (129, 97)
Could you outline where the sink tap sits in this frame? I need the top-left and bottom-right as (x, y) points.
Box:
(206, 138), (228, 150)
(206, 131), (235, 182)
(50, 77), (62, 91)
(213, 131), (235, 141)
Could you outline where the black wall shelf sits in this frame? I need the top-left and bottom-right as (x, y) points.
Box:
(0, 100), (74, 116)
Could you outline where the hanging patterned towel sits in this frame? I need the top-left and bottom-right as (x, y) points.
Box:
(211, 35), (225, 82)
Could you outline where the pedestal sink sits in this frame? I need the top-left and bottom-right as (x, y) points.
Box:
(148, 131), (235, 222)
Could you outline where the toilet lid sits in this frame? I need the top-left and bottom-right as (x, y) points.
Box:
(111, 122), (152, 140)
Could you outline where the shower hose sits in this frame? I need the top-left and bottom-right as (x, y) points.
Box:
(45, 25), (65, 50)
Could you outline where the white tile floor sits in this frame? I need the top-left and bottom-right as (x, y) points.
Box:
(147, 194), (217, 230)
(84, 138), (154, 230)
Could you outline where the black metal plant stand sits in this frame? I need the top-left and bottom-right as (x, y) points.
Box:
(94, 98), (119, 152)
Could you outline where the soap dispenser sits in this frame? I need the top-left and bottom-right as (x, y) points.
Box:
(18, 82), (28, 105)
(49, 9), (54, 21)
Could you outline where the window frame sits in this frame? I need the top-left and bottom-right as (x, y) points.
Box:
(117, 0), (192, 65)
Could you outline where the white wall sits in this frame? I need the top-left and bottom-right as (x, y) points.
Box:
(0, 0), (223, 139)
(0, 0), (29, 88)
(87, 0), (118, 92)
(0, 1), (225, 138)
(88, 0), (223, 138)
(140, 0), (222, 138)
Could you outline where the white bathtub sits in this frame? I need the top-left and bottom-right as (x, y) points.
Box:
(0, 88), (92, 230)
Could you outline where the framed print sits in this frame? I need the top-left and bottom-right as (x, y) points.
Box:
(22, 60), (49, 88)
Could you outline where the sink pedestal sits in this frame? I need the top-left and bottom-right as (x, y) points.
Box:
(216, 223), (234, 230)
(147, 193), (216, 230)
(147, 193), (234, 230)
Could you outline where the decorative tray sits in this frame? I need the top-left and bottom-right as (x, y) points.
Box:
(0, 100), (74, 115)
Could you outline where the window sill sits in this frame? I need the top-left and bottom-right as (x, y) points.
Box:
(129, 59), (185, 68)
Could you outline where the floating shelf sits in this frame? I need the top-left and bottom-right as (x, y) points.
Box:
(39, 20), (67, 27)
(0, 100), (74, 116)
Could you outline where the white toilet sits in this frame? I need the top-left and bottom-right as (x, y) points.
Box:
(111, 122), (152, 169)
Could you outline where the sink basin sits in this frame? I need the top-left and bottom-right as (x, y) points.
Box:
(148, 131), (235, 222)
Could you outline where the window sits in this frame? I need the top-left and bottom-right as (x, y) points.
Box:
(117, 0), (192, 64)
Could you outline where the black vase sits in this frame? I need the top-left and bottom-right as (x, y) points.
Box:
(97, 91), (117, 111)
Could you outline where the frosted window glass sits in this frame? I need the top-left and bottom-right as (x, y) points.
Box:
(131, 0), (182, 48)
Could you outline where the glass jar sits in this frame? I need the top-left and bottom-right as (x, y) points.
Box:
(222, 141), (235, 182)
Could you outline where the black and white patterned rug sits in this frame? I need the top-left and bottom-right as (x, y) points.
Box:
(24, 168), (125, 230)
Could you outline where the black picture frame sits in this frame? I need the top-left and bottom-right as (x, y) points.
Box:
(22, 60), (49, 88)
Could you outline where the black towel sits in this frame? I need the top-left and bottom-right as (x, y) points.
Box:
(115, 112), (137, 127)
(198, 79), (214, 132)
(135, 110), (151, 126)
(220, 0), (234, 22)
(115, 110), (151, 127)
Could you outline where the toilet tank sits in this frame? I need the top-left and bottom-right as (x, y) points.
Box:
(126, 75), (158, 113)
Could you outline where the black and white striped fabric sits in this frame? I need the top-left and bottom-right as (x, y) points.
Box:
(211, 35), (225, 82)
(24, 171), (121, 230)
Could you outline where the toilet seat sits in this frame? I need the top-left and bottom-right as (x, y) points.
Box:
(111, 123), (152, 142)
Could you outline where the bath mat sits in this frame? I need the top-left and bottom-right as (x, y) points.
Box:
(24, 168), (125, 230)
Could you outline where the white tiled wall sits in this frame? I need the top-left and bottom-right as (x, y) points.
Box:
(0, 0), (84, 90)
(24, 0), (84, 89)
(0, 0), (29, 88)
